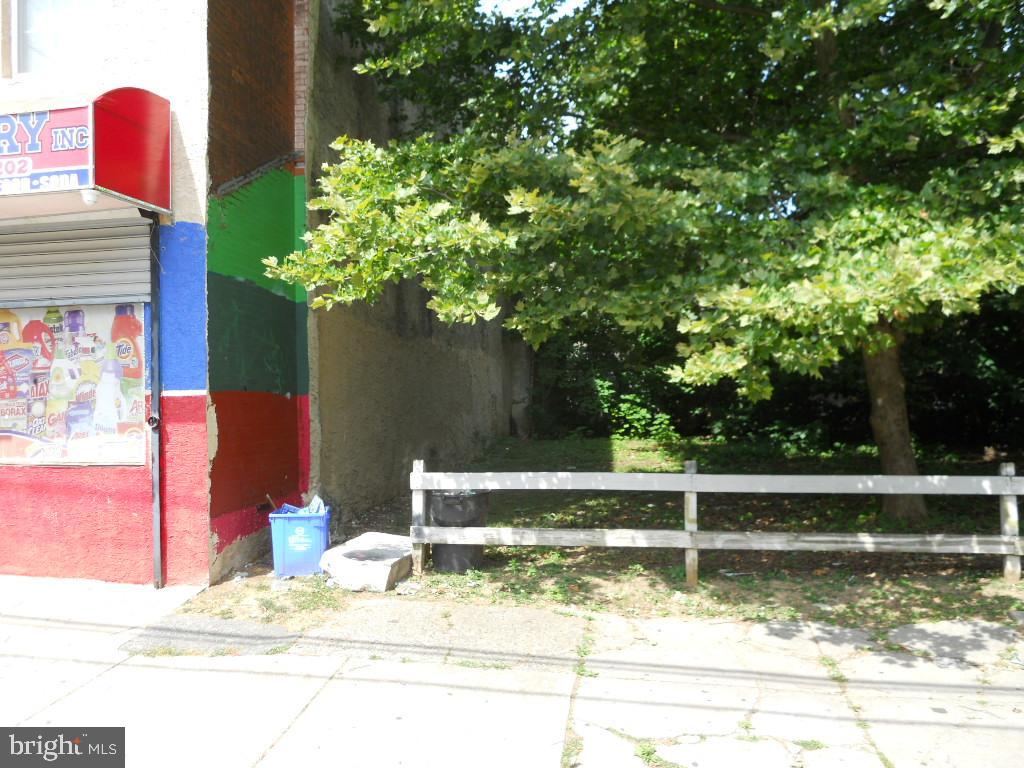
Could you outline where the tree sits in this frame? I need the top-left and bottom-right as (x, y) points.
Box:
(267, 0), (1024, 523)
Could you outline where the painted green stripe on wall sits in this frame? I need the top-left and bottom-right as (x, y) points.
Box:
(208, 272), (309, 395)
(208, 169), (305, 302)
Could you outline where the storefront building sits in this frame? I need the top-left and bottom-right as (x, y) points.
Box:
(0, 1), (310, 586)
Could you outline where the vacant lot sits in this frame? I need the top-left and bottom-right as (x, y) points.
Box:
(189, 437), (1023, 636)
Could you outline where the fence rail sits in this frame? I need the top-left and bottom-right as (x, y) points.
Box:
(408, 460), (1022, 583)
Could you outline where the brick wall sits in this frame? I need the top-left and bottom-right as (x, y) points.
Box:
(208, 0), (295, 187)
(294, 0), (309, 154)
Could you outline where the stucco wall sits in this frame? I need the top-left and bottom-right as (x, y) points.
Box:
(309, 0), (525, 522)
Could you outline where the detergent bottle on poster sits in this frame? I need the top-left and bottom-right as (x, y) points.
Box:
(27, 367), (49, 438)
(111, 305), (142, 378)
(112, 304), (144, 422)
(21, 319), (57, 363)
(63, 309), (85, 363)
(44, 345), (77, 440)
(92, 346), (124, 435)
(43, 306), (64, 338)
(0, 344), (34, 432)
(0, 308), (22, 346)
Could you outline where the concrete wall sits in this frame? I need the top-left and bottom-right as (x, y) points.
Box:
(308, 0), (527, 528)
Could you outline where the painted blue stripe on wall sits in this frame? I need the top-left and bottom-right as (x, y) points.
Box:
(158, 222), (208, 391)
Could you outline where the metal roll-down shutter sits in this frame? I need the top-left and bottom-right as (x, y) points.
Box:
(0, 211), (153, 308)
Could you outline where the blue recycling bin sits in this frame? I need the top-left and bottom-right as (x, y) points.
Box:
(269, 502), (331, 577)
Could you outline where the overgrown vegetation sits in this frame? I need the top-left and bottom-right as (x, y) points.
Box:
(269, 0), (1024, 526)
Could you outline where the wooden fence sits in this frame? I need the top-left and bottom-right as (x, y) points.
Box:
(409, 459), (1022, 583)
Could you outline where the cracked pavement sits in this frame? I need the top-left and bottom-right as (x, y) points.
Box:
(1, 575), (1022, 767)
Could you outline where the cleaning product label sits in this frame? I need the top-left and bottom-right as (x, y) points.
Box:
(0, 303), (146, 465)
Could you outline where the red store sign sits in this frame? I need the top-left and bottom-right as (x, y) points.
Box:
(0, 88), (171, 214)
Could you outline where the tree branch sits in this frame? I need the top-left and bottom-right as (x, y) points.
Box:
(683, 0), (771, 18)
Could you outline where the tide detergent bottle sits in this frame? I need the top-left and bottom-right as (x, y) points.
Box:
(112, 305), (144, 421)
(111, 305), (143, 379)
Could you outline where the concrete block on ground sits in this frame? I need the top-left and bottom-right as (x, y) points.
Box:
(320, 532), (412, 592)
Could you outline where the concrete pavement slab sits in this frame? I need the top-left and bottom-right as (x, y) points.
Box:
(802, 745), (882, 767)
(293, 599), (585, 669)
(748, 690), (866, 747)
(655, 734), (794, 768)
(840, 649), (1024, 767)
(22, 654), (345, 768)
(573, 722), (647, 768)
(0, 575), (203, 726)
(256, 657), (576, 768)
(887, 620), (1021, 666)
(576, 619), (760, 740)
(120, 614), (298, 655)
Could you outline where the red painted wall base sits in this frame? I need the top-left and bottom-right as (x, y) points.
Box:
(0, 393), (212, 585)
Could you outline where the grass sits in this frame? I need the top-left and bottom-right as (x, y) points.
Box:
(820, 656), (848, 684)
(180, 572), (345, 631)
(795, 739), (826, 751)
(138, 646), (195, 658)
(411, 437), (1024, 632)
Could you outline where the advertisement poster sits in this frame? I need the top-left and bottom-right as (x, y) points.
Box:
(0, 303), (147, 465)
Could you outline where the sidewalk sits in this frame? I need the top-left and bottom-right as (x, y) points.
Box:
(1, 575), (1021, 767)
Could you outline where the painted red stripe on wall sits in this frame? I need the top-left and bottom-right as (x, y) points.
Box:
(0, 464), (152, 583)
(160, 393), (212, 585)
(209, 391), (302, 521)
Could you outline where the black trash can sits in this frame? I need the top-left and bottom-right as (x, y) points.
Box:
(429, 490), (490, 573)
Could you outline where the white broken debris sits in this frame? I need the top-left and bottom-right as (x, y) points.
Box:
(319, 532), (413, 592)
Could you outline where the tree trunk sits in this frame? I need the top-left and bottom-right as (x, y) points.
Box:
(862, 323), (928, 524)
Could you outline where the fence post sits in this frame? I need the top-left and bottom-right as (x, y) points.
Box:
(685, 460), (698, 587)
(411, 459), (427, 575)
(1000, 462), (1020, 582)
